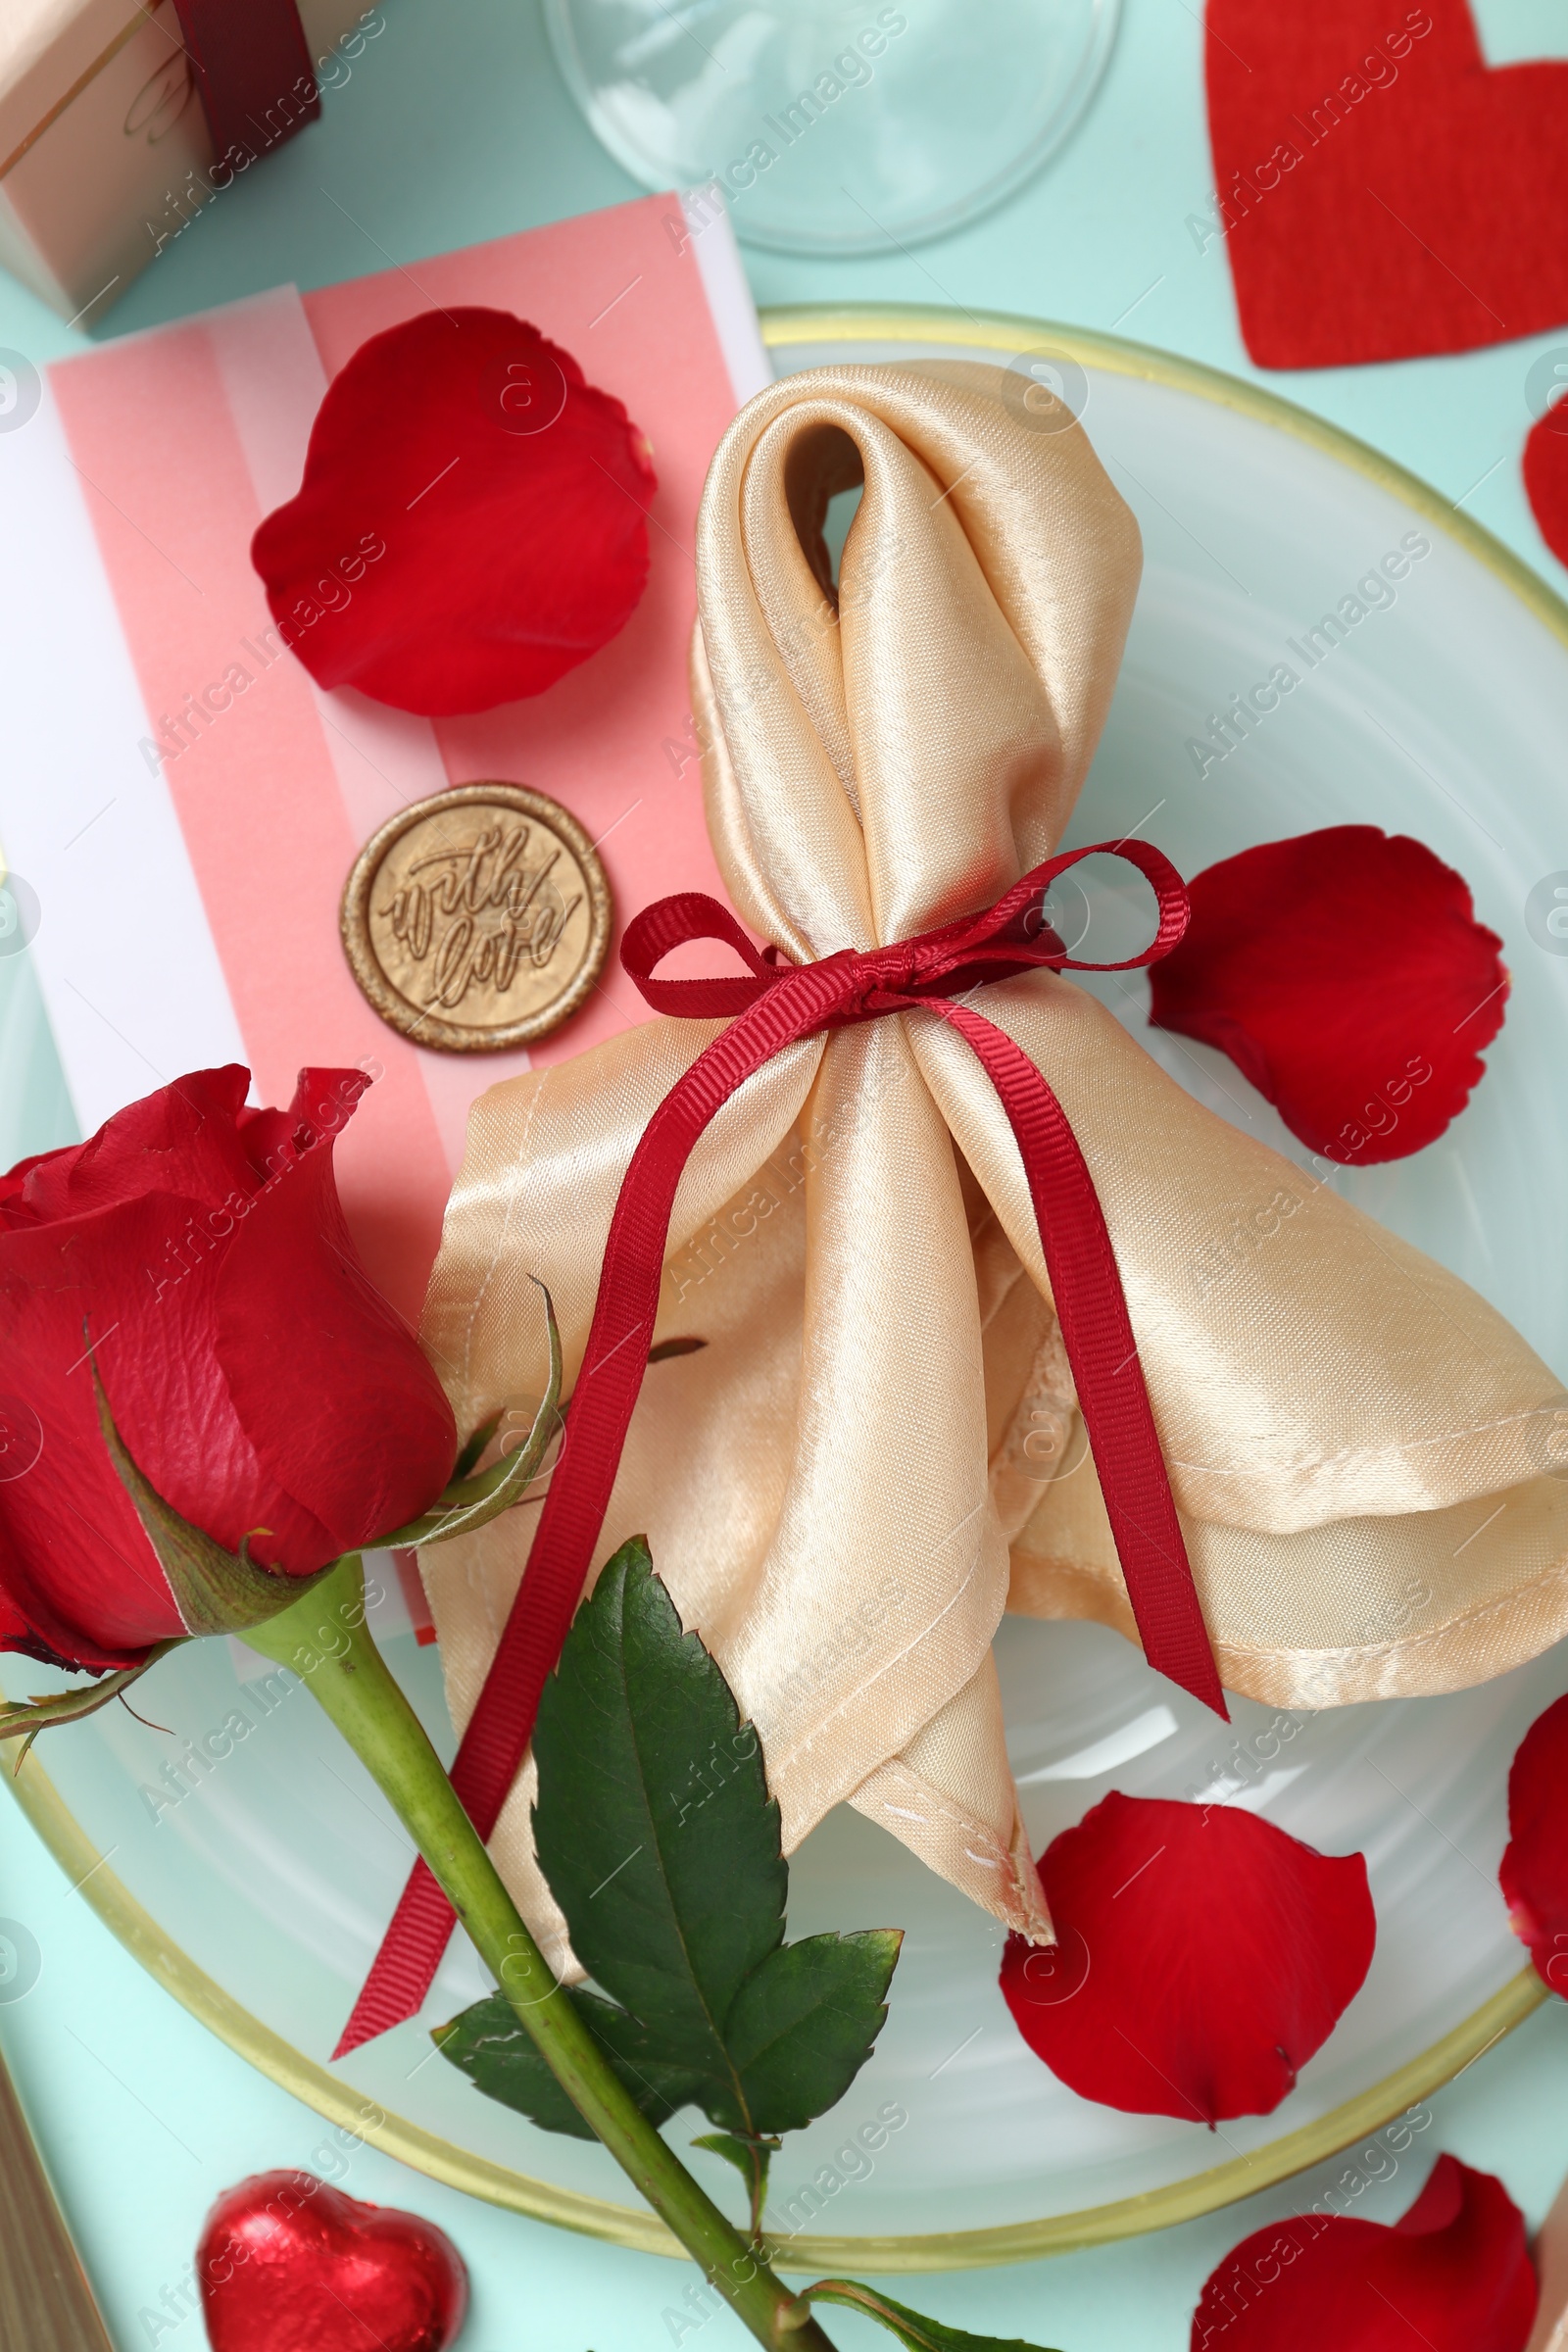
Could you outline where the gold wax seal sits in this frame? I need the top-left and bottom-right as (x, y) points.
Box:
(341, 782), (611, 1052)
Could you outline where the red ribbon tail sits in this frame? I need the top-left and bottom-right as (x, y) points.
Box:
(941, 1003), (1228, 1721)
(333, 1859), (452, 2058)
(337, 886), (1228, 2048)
(337, 980), (841, 2048)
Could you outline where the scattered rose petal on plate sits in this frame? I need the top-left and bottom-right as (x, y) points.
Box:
(252, 307), (657, 715)
(1525, 397), (1568, 573)
(1149, 826), (1507, 1165)
(1190, 2153), (1536, 2350)
(1000, 1792), (1375, 2122)
(1500, 1690), (1568, 1994)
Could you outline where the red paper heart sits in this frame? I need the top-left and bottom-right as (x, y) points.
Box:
(197, 2173), (467, 2352)
(1525, 402), (1568, 569)
(1205, 1), (1568, 367)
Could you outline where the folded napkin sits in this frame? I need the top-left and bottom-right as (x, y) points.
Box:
(418, 362), (1568, 1969)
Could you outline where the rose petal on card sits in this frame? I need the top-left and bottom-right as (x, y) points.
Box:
(252, 308), (657, 715)
(1149, 827), (1506, 1164)
(1000, 1791), (1375, 2123)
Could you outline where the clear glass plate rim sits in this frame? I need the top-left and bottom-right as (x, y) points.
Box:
(7, 301), (1566, 2268)
(760, 300), (1568, 664)
(1, 1738), (1545, 2270)
(539, 0), (1125, 257)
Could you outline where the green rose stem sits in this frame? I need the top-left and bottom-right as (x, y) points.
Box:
(242, 1556), (835, 2352)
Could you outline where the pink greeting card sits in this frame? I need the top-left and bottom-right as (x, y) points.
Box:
(0, 194), (768, 1328)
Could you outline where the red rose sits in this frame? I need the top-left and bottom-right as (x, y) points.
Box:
(0, 1067), (456, 1674)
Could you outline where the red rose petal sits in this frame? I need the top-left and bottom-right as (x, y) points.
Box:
(1191, 2154), (1536, 2350)
(216, 1079), (457, 1559)
(1525, 399), (1568, 573)
(251, 308), (657, 716)
(1000, 1792), (1375, 2122)
(1149, 827), (1507, 1165)
(1500, 1691), (1568, 1993)
(6, 1065), (261, 1224)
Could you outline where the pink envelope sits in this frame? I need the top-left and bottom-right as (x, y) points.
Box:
(11, 195), (767, 1327)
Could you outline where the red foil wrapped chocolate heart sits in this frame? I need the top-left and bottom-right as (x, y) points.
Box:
(197, 2172), (467, 2352)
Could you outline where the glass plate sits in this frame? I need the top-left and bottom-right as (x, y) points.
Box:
(540, 0), (1120, 255)
(4, 307), (1565, 2270)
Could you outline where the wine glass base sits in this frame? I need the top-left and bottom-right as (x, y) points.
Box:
(543, 0), (1122, 257)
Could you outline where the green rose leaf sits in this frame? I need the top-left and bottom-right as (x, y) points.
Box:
(791, 2281), (1063, 2352)
(689, 2129), (781, 2232)
(435, 1540), (902, 2207)
(531, 1534), (785, 2093)
(532, 1539), (900, 2139)
(723, 1932), (906, 2137)
(433, 1984), (704, 2140)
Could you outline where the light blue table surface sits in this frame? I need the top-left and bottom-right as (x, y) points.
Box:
(5, 2), (1568, 2345)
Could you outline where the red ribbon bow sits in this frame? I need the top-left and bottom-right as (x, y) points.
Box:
(338, 839), (1229, 2054)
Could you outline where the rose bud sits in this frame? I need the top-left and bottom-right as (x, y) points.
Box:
(0, 1067), (456, 1683)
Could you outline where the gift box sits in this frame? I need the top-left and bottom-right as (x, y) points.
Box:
(0, 0), (381, 324)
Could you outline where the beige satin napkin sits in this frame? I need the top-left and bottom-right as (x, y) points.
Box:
(418, 361), (1568, 1970)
